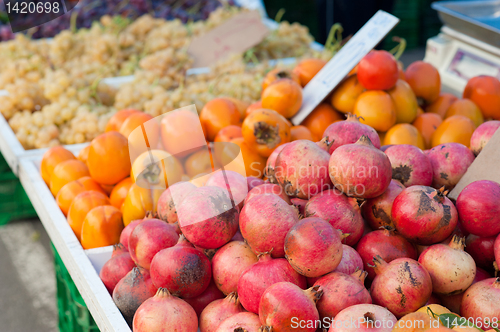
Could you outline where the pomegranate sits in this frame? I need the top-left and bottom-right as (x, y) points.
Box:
(284, 217), (343, 277)
(183, 279), (224, 317)
(329, 135), (392, 198)
(384, 145), (433, 187)
(470, 120), (500, 155)
(133, 288), (198, 332)
(240, 193), (299, 258)
(212, 241), (258, 295)
(315, 270), (372, 319)
(199, 293), (245, 332)
(99, 247), (136, 294)
(456, 180), (500, 237)
(419, 235), (476, 295)
(111, 243), (128, 257)
(244, 183), (291, 205)
(259, 282), (323, 332)
(356, 227), (417, 280)
(237, 253), (306, 313)
(461, 278), (500, 326)
(496, 234), (500, 271)
(157, 181), (196, 223)
(335, 244), (364, 275)
(274, 139), (332, 199)
(205, 170), (248, 208)
(329, 304), (397, 332)
(128, 218), (178, 269)
(119, 219), (143, 250)
(247, 176), (265, 190)
(265, 143), (288, 183)
(439, 267), (491, 314)
(177, 186), (239, 249)
(427, 143), (475, 190)
(465, 234), (496, 271)
(304, 189), (364, 246)
(370, 256), (432, 317)
(362, 179), (405, 230)
(392, 186), (458, 245)
(150, 236), (212, 298)
(322, 113), (381, 154)
(215, 312), (261, 332)
(112, 267), (156, 325)
(290, 197), (307, 216)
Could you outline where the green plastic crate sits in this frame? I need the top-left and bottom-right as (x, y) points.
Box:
(0, 153), (10, 174)
(53, 245), (100, 332)
(0, 171), (38, 226)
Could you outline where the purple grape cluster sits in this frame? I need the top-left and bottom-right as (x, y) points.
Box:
(0, 0), (237, 41)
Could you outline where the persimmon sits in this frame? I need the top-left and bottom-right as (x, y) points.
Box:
(219, 137), (266, 178)
(392, 311), (439, 331)
(417, 107), (424, 116)
(40, 146), (75, 185)
(330, 75), (365, 114)
(290, 125), (314, 141)
(56, 176), (106, 216)
(431, 115), (476, 147)
(426, 93), (457, 118)
(463, 75), (500, 120)
(302, 103), (343, 141)
(50, 159), (90, 196)
(262, 68), (301, 91)
(353, 90), (397, 132)
(87, 132), (131, 185)
(445, 99), (484, 127)
(358, 50), (399, 90)
(200, 98), (241, 141)
(241, 108), (291, 157)
(246, 100), (263, 117)
(416, 304), (451, 316)
(105, 109), (139, 132)
(293, 58), (327, 87)
(388, 79), (419, 124)
(405, 61), (441, 104)
(121, 183), (163, 226)
(81, 205), (124, 249)
(221, 97), (249, 121)
(214, 125), (242, 143)
(261, 79), (303, 119)
(184, 149), (213, 178)
(77, 145), (90, 165)
(161, 108), (207, 159)
(412, 113), (443, 149)
(131, 150), (184, 189)
(67, 190), (110, 240)
(109, 177), (133, 210)
(119, 112), (159, 149)
(384, 123), (426, 149)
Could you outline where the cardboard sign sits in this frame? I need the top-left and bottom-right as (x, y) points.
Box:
(291, 11), (400, 125)
(449, 129), (500, 200)
(188, 11), (269, 68)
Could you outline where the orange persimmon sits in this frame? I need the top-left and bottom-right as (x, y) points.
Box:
(81, 205), (124, 249)
(261, 79), (303, 119)
(67, 190), (110, 240)
(302, 103), (343, 141)
(200, 98), (241, 141)
(50, 159), (89, 197)
(109, 177), (133, 210)
(56, 176), (106, 216)
(40, 146), (75, 185)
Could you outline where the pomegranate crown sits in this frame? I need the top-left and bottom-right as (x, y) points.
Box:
(345, 113), (364, 123)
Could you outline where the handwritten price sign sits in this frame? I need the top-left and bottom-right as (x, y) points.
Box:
(188, 11), (269, 68)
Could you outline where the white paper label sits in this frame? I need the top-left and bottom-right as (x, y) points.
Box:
(291, 10), (400, 125)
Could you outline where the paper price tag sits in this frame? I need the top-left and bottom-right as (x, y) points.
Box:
(188, 11), (269, 68)
(291, 10), (400, 125)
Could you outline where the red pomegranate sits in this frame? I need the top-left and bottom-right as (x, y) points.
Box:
(111, 243), (128, 257)
(237, 253), (306, 314)
(157, 181), (196, 223)
(215, 312), (261, 332)
(290, 198), (307, 216)
(329, 135), (392, 198)
(335, 244), (364, 275)
(205, 170), (248, 208)
(133, 288), (198, 332)
(470, 120), (500, 155)
(99, 246), (136, 294)
(259, 282), (323, 332)
(265, 143), (289, 183)
(465, 234), (497, 271)
(495, 234), (500, 272)
(356, 227), (417, 280)
(274, 139), (332, 199)
(240, 193), (299, 258)
(384, 144), (433, 187)
(120, 219), (143, 250)
(212, 241), (258, 295)
(323, 113), (381, 154)
(329, 304), (397, 332)
(392, 186), (458, 245)
(362, 179), (405, 230)
(183, 279), (224, 317)
(456, 180), (500, 237)
(315, 270), (372, 319)
(284, 217), (344, 277)
(199, 293), (245, 332)
(244, 183), (291, 205)
(461, 278), (500, 326)
(426, 143), (475, 190)
(304, 189), (364, 246)
(247, 176), (265, 190)
(177, 186), (239, 249)
(370, 256), (432, 317)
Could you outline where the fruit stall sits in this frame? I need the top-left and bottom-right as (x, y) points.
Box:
(1, 0), (500, 332)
